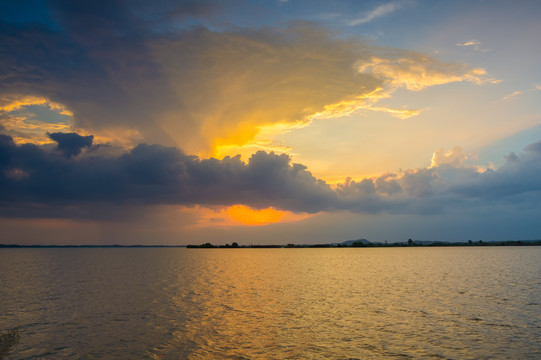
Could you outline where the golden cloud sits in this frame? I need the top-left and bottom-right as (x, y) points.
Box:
(149, 28), (497, 157)
(0, 95), (73, 115)
(151, 25), (383, 156)
(357, 54), (499, 91)
(0, 95), (73, 144)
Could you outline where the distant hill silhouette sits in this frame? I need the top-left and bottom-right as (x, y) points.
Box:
(337, 239), (371, 246)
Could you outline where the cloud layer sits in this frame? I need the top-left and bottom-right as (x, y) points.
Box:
(0, 0), (495, 156)
(1, 133), (540, 220)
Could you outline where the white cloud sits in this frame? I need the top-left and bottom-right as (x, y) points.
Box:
(497, 84), (541, 102)
(430, 146), (468, 168)
(349, 2), (404, 26)
(366, 106), (422, 119)
(456, 39), (481, 47)
(498, 90), (524, 102)
(456, 39), (490, 52)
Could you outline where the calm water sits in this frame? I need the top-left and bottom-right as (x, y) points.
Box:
(0, 247), (540, 359)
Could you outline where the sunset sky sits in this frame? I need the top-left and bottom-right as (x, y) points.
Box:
(1, 0), (540, 245)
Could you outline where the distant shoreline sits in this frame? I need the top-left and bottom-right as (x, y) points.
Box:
(186, 240), (541, 248)
(1, 240), (540, 248)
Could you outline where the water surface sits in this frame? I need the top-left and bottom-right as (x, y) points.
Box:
(1, 247), (540, 359)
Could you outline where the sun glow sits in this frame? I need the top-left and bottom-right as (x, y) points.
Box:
(226, 205), (286, 225)
(212, 123), (301, 160)
(185, 205), (313, 228)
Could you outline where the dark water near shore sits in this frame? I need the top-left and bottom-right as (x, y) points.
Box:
(1, 247), (540, 359)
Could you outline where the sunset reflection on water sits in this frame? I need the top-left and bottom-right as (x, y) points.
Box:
(154, 248), (540, 359)
(1, 247), (539, 359)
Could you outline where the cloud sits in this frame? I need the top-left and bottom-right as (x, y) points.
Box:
(456, 39), (490, 53)
(48, 132), (93, 158)
(0, 12), (383, 154)
(1, 133), (540, 220)
(349, 2), (405, 26)
(366, 106), (422, 119)
(0, 1), (497, 157)
(0, 134), (335, 217)
(498, 90), (525, 102)
(0, 97), (73, 144)
(0, 2), (175, 145)
(357, 53), (498, 91)
(150, 23), (385, 154)
(497, 85), (541, 102)
(452, 142), (541, 199)
(430, 146), (468, 168)
(0, 95), (72, 115)
(456, 40), (481, 47)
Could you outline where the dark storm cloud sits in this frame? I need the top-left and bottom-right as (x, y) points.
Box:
(1, 134), (540, 220)
(452, 140), (541, 199)
(0, 134), (336, 218)
(48, 132), (93, 157)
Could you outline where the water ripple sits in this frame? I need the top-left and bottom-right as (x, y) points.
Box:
(0, 247), (540, 359)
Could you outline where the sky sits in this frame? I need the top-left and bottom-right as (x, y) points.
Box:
(1, 0), (540, 245)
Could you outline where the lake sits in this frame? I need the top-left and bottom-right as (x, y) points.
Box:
(1, 247), (540, 359)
